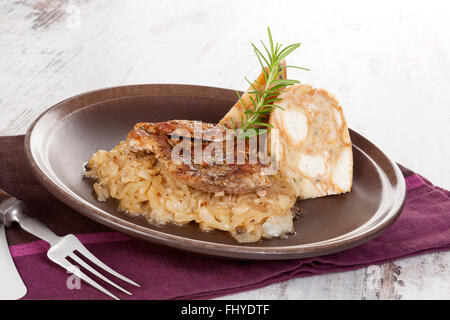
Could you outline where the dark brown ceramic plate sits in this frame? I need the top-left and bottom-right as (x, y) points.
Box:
(24, 84), (406, 260)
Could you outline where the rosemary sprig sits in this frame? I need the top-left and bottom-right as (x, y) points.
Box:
(235, 27), (309, 139)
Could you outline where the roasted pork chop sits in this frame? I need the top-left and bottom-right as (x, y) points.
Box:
(126, 120), (272, 195)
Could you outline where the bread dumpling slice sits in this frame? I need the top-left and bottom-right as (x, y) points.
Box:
(269, 84), (353, 199)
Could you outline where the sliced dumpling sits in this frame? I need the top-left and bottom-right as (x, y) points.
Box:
(269, 84), (353, 199)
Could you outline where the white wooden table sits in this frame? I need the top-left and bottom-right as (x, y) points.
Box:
(1, 0), (449, 299)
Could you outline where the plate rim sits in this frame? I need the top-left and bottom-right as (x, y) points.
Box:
(24, 84), (407, 260)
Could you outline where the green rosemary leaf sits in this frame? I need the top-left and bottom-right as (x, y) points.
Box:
(235, 90), (247, 112)
(236, 27), (308, 138)
(230, 117), (237, 131)
(280, 65), (310, 71)
(251, 122), (274, 128)
(248, 95), (257, 109)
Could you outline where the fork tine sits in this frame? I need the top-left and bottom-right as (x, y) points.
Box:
(74, 244), (140, 287)
(68, 253), (132, 296)
(59, 259), (120, 300)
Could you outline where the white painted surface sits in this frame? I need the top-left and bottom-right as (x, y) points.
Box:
(0, 0), (448, 299)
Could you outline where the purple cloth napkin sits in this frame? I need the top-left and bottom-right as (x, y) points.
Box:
(1, 135), (449, 300)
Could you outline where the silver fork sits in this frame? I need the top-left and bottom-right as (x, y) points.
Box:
(0, 188), (140, 300)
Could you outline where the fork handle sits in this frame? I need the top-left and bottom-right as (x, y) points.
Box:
(0, 197), (61, 245)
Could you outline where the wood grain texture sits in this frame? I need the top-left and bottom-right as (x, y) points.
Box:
(1, 0), (449, 300)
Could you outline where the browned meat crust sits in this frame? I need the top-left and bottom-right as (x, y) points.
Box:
(126, 120), (272, 194)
